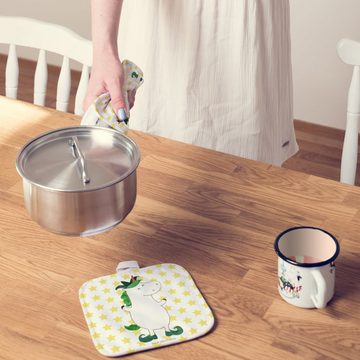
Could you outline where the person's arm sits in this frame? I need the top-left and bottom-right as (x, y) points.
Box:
(84, 0), (129, 120)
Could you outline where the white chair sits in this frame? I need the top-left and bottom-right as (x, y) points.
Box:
(337, 38), (360, 185)
(0, 16), (92, 115)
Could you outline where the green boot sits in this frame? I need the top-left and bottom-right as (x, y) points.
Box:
(139, 333), (158, 343)
(165, 326), (184, 336)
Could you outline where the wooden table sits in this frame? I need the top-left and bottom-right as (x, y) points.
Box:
(0, 96), (359, 360)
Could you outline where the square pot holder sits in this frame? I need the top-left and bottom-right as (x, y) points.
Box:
(79, 261), (215, 357)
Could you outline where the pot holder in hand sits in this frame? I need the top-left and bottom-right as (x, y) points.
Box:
(81, 60), (144, 133)
(79, 261), (214, 357)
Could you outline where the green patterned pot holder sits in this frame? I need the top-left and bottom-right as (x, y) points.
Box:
(79, 261), (215, 357)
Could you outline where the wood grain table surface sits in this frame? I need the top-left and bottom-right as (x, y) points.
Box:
(0, 96), (359, 360)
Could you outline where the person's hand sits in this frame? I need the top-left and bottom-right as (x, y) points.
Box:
(83, 53), (136, 120)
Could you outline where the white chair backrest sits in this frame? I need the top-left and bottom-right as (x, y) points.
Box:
(0, 16), (92, 115)
(337, 38), (360, 185)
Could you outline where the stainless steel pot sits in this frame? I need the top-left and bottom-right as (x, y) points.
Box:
(16, 126), (140, 236)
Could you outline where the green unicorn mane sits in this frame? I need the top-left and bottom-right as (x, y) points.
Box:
(115, 276), (141, 307)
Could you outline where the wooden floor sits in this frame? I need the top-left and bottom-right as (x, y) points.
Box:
(1, 54), (359, 185)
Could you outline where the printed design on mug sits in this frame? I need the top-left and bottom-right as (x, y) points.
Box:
(115, 276), (184, 343)
(278, 262), (303, 299)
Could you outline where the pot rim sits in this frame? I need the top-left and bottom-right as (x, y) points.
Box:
(16, 126), (140, 193)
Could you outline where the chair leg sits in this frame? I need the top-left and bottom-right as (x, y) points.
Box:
(340, 112), (360, 185)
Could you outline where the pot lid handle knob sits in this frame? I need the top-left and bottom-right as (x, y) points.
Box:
(68, 136), (90, 184)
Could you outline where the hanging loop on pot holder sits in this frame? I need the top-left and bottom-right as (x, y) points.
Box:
(116, 260), (140, 273)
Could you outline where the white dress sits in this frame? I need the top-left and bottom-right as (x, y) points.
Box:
(118, 0), (298, 166)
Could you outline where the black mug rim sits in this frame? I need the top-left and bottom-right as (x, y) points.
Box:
(274, 226), (340, 268)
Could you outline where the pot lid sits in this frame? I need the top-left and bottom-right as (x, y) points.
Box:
(16, 126), (140, 192)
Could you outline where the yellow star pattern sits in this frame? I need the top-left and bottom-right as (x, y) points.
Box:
(122, 337), (131, 344)
(80, 263), (214, 356)
(111, 345), (120, 353)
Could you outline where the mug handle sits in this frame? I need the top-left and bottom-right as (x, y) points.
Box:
(310, 269), (327, 308)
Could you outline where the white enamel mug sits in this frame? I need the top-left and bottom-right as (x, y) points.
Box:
(274, 226), (340, 309)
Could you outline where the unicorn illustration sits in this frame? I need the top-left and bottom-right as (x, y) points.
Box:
(115, 276), (183, 343)
(279, 264), (303, 299)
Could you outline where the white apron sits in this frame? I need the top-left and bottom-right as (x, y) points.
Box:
(118, 0), (298, 166)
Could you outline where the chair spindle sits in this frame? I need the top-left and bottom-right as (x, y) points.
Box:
(5, 44), (19, 99)
(34, 49), (48, 106)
